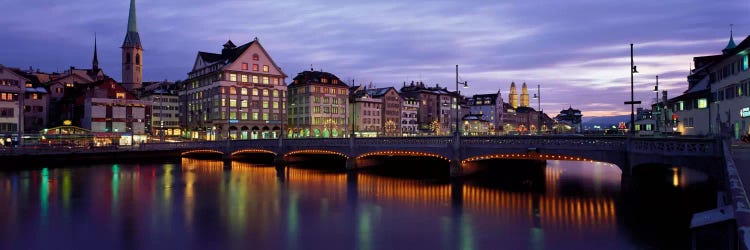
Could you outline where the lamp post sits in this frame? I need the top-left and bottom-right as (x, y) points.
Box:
(624, 43), (641, 136)
(455, 65), (468, 137)
(533, 84), (541, 134)
(653, 75), (659, 134)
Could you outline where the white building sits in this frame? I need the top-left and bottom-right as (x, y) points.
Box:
(81, 78), (150, 146)
(0, 64), (27, 146)
(349, 89), (381, 137)
(469, 90), (504, 133)
(140, 81), (180, 139)
(401, 97), (418, 135)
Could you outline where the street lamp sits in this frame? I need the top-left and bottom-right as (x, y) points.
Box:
(624, 43), (641, 136)
(532, 84), (541, 134)
(455, 65), (468, 137)
(653, 75), (659, 133)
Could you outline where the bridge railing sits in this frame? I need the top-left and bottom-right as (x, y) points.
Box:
(461, 136), (627, 150)
(628, 137), (720, 156)
(354, 137), (452, 146)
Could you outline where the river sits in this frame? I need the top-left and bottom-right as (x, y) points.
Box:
(0, 158), (714, 249)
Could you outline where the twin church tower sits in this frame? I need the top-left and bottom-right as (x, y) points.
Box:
(121, 0), (143, 91)
(508, 82), (530, 109)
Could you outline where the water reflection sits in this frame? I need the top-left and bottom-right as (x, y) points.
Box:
(0, 158), (711, 250)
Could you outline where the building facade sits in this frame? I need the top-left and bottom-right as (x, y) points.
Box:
(554, 106), (583, 133)
(184, 38), (288, 140)
(287, 69), (349, 138)
(401, 97), (419, 136)
(469, 90), (504, 133)
(400, 81), (456, 135)
(0, 65), (27, 146)
(349, 89), (381, 137)
(79, 78), (150, 146)
(140, 81), (181, 139)
(363, 87), (401, 136)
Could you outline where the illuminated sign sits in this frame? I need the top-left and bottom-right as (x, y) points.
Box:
(229, 119), (239, 124)
(63, 120), (72, 126)
(741, 107), (750, 118)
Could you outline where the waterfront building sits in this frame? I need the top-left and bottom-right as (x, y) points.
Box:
(669, 32), (750, 137)
(462, 113), (491, 135)
(287, 69), (348, 138)
(140, 81), (180, 139)
(184, 38), (288, 140)
(0, 65), (28, 145)
(632, 107), (656, 135)
(399, 81), (456, 135)
(469, 90), (504, 133)
(73, 77), (150, 146)
(554, 106), (583, 133)
(401, 97), (419, 136)
(349, 87), (382, 137)
(362, 87), (401, 136)
(15, 72), (49, 134)
(121, 0), (143, 92)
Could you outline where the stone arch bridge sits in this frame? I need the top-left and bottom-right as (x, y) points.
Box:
(142, 136), (723, 177)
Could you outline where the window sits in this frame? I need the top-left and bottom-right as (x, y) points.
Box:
(241, 88), (247, 95)
(273, 90), (279, 97)
(241, 75), (248, 83)
(242, 63), (248, 70)
(314, 97), (320, 103)
(314, 106), (321, 113)
(263, 65), (269, 72)
(744, 55), (749, 71)
(263, 89), (269, 96)
(252, 112), (259, 120)
(273, 101), (279, 109)
(252, 54), (259, 61)
(263, 101), (269, 108)
(56, 87), (62, 94)
(229, 99), (236, 107)
(116, 92), (126, 99)
(273, 78), (279, 85)
(321, 78), (328, 83)
(678, 101), (684, 111)
(252, 89), (258, 96)
(252, 76), (259, 83)
(263, 77), (269, 84)
(263, 113), (269, 121)
(229, 74), (237, 81)
(253, 64), (259, 71)
(242, 113), (248, 120)
(241, 100), (248, 108)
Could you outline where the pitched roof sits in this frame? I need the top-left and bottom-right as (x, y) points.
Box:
(364, 87), (396, 97)
(291, 70), (348, 87)
(122, 0), (141, 48)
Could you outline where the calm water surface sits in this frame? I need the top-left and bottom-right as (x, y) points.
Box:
(0, 159), (713, 250)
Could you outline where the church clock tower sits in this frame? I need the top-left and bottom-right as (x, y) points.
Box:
(122, 0), (142, 91)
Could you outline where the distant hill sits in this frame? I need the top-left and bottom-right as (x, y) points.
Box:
(582, 115), (630, 127)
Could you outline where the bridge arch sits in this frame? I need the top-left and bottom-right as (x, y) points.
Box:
(231, 149), (277, 156)
(284, 149), (349, 159)
(355, 150), (450, 162)
(181, 149), (224, 158)
(462, 153), (601, 165)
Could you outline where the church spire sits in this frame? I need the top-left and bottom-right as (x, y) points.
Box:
(724, 24), (737, 53)
(122, 0), (142, 48)
(92, 33), (99, 71)
(127, 0), (138, 33)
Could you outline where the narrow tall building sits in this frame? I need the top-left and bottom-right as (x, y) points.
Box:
(509, 82), (518, 109)
(121, 0), (143, 91)
(521, 82), (529, 107)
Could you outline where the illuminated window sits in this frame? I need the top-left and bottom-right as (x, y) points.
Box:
(678, 101), (684, 111)
(273, 90), (278, 97)
(253, 64), (259, 71)
(230, 112), (237, 119)
(229, 87), (236, 95)
(744, 55), (749, 71)
(116, 92), (125, 99)
(241, 75), (248, 83)
(273, 78), (279, 85)
(241, 100), (248, 108)
(321, 78), (328, 83)
(263, 89), (269, 96)
(252, 54), (259, 61)
(229, 99), (236, 107)
(252, 89), (258, 96)
(273, 101), (279, 109)
(242, 113), (248, 120)
(263, 113), (269, 120)
(263, 101), (269, 108)
(263, 65), (269, 72)
(242, 63), (248, 70)
(263, 77), (269, 84)
(333, 79), (338, 84)
(252, 76), (259, 83)
(241, 88), (247, 95)
(252, 112), (259, 120)
(229, 74), (237, 81)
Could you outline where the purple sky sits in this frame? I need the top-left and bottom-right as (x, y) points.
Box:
(2, 0), (748, 116)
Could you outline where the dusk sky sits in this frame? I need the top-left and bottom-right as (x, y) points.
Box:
(2, 0), (748, 116)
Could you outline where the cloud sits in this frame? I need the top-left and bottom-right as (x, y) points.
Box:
(1, 0), (749, 116)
